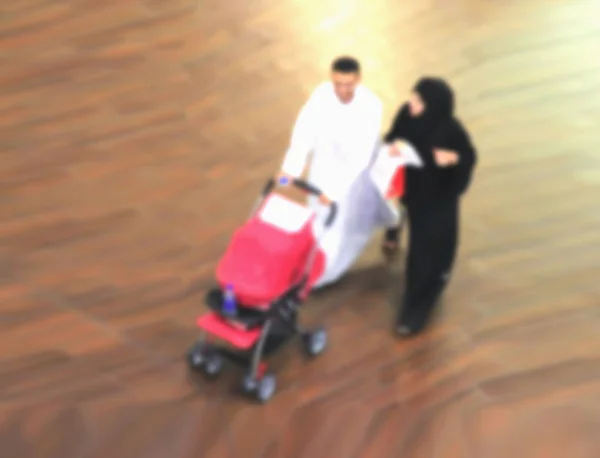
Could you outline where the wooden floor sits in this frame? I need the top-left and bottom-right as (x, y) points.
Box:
(2, 0), (600, 456)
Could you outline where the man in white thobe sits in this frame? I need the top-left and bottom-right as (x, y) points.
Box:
(279, 56), (399, 289)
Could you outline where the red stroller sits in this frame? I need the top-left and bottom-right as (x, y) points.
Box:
(186, 177), (337, 403)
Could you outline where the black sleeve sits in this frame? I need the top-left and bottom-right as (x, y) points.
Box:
(383, 103), (410, 143)
(434, 120), (477, 197)
(448, 124), (477, 196)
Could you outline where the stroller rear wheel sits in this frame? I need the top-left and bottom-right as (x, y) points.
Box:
(302, 327), (328, 357)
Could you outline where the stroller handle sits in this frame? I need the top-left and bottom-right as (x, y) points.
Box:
(261, 177), (338, 227)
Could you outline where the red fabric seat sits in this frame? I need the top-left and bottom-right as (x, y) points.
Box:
(216, 195), (325, 305)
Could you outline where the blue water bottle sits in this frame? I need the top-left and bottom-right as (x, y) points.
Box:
(222, 284), (237, 316)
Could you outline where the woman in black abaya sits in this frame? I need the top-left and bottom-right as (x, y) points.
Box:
(382, 77), (477, 336)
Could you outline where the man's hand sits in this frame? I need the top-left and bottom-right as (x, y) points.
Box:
(434, 148), (459, 167)
(276, 171), (331, 204)
(276, 171), (294, 185)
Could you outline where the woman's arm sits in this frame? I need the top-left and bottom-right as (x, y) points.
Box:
(434, 120), (477, 197)
(383, 103), (410, 143)
(450, 131), (477, 196)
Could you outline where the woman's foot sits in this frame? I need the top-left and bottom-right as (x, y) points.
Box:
(395, 313), (434, 338)
(394, 308), (427, 338)
(395, 324), (414, 336)
(394, 321), (428, 338)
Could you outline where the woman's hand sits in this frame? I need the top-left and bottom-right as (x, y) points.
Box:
(388, 142), (403, 157)
(434, 148), (459, 167)
(318, 193), (332, 205)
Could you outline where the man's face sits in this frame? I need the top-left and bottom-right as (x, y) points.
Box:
(331, 71), (360, 103)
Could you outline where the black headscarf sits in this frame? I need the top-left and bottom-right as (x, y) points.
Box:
(384, 77), (455, 154)
(414, 77), (454, 135)
(414, 78), (454, 118)
(383, 77), (476, 205)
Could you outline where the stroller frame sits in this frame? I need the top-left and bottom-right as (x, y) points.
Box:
(186, 177), (338, 403)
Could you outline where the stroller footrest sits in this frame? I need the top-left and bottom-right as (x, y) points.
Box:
(197, 312), (261, 350)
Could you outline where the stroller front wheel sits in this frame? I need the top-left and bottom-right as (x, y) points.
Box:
(186, 342), (206, 370)
(241, 374), (258, 394)
(302, 327), (328, 357)
(203, 353), (224, 378)
(256, 374), (277, 403)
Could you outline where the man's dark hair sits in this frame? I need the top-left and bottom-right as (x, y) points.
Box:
(331, 56), (360, 74)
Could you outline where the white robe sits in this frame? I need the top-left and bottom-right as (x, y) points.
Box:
(281, 82), (400, 288)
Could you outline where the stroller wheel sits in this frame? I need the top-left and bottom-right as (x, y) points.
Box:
(241, 375), (258, 394)
(303, 327), (328, 357)
(186, 342), (206, 370)
(256, 374), (277, 403)
(202, 353), (224, 378)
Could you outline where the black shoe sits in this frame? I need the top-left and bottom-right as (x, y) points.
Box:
(395, 309), (424, 337)
(395, 323), (415, 337)
(382, 228), (400, 257)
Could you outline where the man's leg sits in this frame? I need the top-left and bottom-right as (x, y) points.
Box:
(382, 202), (405, 253)
(312, 195), (371, 289)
